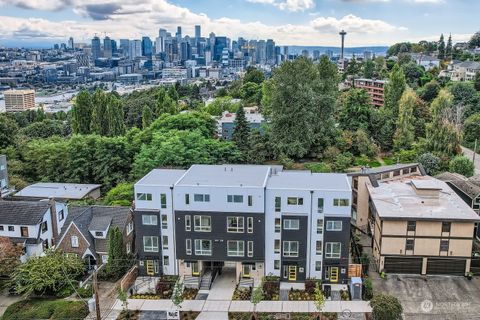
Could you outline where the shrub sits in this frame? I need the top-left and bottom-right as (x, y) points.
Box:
(417, 152), (441, 175)
(305, 162), (332, 173)
(77, 285), (93, 298)
(305, 279), (320, 295)
(449, 155), (475, 177)
(2, 299), (88, 320)
(370, 294), (403, 320)
(363, 278), (373, 300)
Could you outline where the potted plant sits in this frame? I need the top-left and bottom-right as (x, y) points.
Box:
(467, 272), (474, 280)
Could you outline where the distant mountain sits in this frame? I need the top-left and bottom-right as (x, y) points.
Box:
(287, 46), (389, 57)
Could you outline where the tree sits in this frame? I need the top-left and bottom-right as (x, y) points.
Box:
(313, 282), (325, 319)
(246, 128), (273, 164)
(203, 97), (240, 116)
(417, 153), (441, 176)
(419, 80), (440, 103)
(106, 95), (126, 136)
(394, 88), (416, 151)
(232, 106), (250, 153)
(106, 227), (127, 279)
(446, 34), (453, 59)
(463, 113), (480, 149)
(243, 67), (265, 84)
(402, 62), (425, 88)
(90, 89), (108, 135)
(149, 112), (217, 138)
(449, 155), (475, 177)
(0, 114), (19, 148)
(449, 82), (480, 121)
(142, 105), (153, 129)
(0, 237), (23, 276)
(438, 34), (446, 60)
(171, 280), (184, 309)
(104, 183), (134, 206)
(19, 119), (66, 139)
(352, 129), (379, 158)
(71, 90), (92, 134)
(240, 82), (262, 104)
(468, 31), (480, 49)
(370, 294), (403, 320)
(338, 89), (372, 133)
(363, 59), (375, 79)
(384, 64), (406, 118)
(251, 286), (264, 320)
(12, 250), (84, 297)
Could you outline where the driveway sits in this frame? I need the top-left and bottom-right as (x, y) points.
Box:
(461, 146), (480, 174)
(206, 268), (236, 301)
(371, 273), (480, 320)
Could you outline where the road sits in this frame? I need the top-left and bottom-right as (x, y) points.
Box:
(461, 146), (480, 175)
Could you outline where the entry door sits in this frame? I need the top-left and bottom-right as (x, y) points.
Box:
(329, 267), (339, 282)
(242, 264), (251, 278)
(146, 260), (154, 276)
(192, 262), (199, 276)
(288, 266), (297, 281)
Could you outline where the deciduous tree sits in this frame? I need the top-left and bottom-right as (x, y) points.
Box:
(0, 237), (23, 276)
(394, 88), (416, 151)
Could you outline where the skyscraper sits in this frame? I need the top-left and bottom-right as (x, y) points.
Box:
(214, 36), (227, 61)
(91, 36), (101, 60)
(120, 39), (130, 57)
(195, 25), (201, 40)
(176, 26), (182, 42)
(129, 40), (142, 59)
(142, 36), (153, 57)
(68, 37), (74, 50)
(266, 39), (275, 65)
(156, 28), (167, 54)
(103, 36), (112, 58)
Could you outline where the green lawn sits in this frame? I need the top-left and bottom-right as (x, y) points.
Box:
(1, 299), (89, 320)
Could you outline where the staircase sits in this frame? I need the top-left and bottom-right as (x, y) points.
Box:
(238, 278), (254, 288)
(184, 275), (200, 289)
(199, 269), (213, 290)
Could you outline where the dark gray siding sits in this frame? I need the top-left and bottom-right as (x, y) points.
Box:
(0, 155), (8, 190)
(174, 211), (264, 261)
(280, 215), (308, 281)
(323, 216), (350, 284)
(134, 210), (162, 276)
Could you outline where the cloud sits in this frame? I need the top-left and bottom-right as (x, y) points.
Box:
(311, 14), (407, 34)
(246, 0), (314, 12)
(0, 0), (73, 11)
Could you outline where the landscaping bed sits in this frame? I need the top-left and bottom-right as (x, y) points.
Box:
(262, 275), (280, 301)
(155, 275), (179, 299)
(288, 289), (314, 301)
(2, 299), (89, 320)
(229, 312), (338, 320)
(130, 294), (162, 299)
(182, 288), (199, 300)
(232, 286), (252, 300)
(181, 311), (200, 320)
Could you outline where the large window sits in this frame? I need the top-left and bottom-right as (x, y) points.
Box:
(316, 241), (322, 255)
(137, 193), (152, 201)
(275, 197), (281, 212)
(247, 217), (253, 233)
(227, 195), (244, 203)
(333, 199), (349, 207)
(142, 215), (158, 226)
(160, 193), (167, 208)
(227, 217), (244, 233)
(283, 241), (299, 257)
(143, 236), (159, 252)
(326, 221), (342, 231)
(227, 240), (244, 257)
(194, 216), (211, 232)
(325, 242), (341, 258)
(407, 221), (416, 232)
(194, 194), (210, 202)
(317, 219), (323, 234)
(287, 197), (304, 205)
(317, 198), (324, 213)
(194, 239), (212, 256)
(283, 219), (300, 230)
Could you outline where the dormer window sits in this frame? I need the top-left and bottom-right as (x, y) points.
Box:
(95, 231), (103, 237)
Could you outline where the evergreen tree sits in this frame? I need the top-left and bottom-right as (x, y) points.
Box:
(142, 105), (153, 129)
(446, 34), (453, 59)
(71, 90), (92, 135)
(106, 95), (125, 136)
(338, 89), (372, 134)
(90, 89), (108, 135)
(394, 88), (416, 150)
(232, 106), (250, 152)
(475, 72), (480, 91)
(106, 227), (126, 278)
(363, 59), (375, 79)
(438, 34), (446, 60)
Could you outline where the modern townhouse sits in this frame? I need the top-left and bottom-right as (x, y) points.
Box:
(133, 164), (352, 287)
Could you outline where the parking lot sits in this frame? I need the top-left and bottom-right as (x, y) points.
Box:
(371, 273), (480, 319)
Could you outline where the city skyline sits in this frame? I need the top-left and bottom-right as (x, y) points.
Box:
(0, 0), (478, 48)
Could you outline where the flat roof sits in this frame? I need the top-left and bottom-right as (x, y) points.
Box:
(368, 176), (480, 221)
(135, 169), (187, 187)
(14, 183), (101, 200)
(175, 164), (275, 188)
(267, 171), (351, 191)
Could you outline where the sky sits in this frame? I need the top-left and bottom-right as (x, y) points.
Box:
(0, 0), (478, 48)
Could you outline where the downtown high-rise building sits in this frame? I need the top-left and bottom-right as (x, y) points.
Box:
(91, 36), (101, 60)
(176, 26), (182, 42)
(103, 36), (112, 58)
(68, 37), (74, 50)
(195, 25), (201, 40)
(129, 40), (142, 60)
(266, 39), (275, 65)
(142, 36), (153, 57)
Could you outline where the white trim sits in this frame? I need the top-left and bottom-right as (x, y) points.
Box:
(82, 248), (97, 260)
(56, 222), (91, 248)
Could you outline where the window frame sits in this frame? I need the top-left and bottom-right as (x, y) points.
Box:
(194, 239), (212, 256)
(326, 221), (342, 231)
(274, 218), (281, 233)
(227, 216), (245, 233)
(161, 215), (168, 229)
(442, 222), (451, 233)
(186, 239), (192, 255)
(317, 198), (324, 213)
(194, 194), (210, 202)
(194, 215), (212, 232)
(407, 221), (416, 232)
(274, 239), (280, 254)
(317, 219), (323, 234)
(160, 193), (167, 209)
(185, 215), (191, 231)
(247, 241), (253, 257)
(405, 239), (415, 251)
(275, 197), (281, 212)
(440, 239), (449, 252)
(287, 197), (304, 206)
(143, 236), (159, 252)
(227, 240), (245, 257)
(162, 235), (169, 250)
(40, 221), (48, 233)
(333, 199), (350, 207)
(283, 219), (300, 230)
(282, 241), (299, 257)
(136, 193), (152, 201)
(247, 217), (253, 233)
(71, 235), (79, 248)
(316, 240), (322, 255)
(227, 195), (244, 203)
(142, 214), (158, 226)
(325, 242), (341, 259)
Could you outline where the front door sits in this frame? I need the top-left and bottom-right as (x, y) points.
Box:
(329, 267), (339, 282)
(288, 266), (297, 281)
(242, 264), (251, 278)
(192, 261), (199, 276)
(146, 260), (154, 276)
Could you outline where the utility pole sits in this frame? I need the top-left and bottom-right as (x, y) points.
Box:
(93, 269), (101, 320)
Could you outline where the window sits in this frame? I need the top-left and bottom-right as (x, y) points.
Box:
(0, 226), (3, 231)
(194, 239), (212, 256)
(381, 173), (390, 180)
(136, 193), (152, 201)
(185, 216), (191, 231)
(317, 198), (324, 213)
(325, 242), (341, 258)
(160, 193), (167, 209)
(317, 219), (323, 234)
(283, 241), (299, 257)
(440, 240), (449, 252)
(126, 242), (131, 254)
(143, 236), (159, 252)
(283, 219), (300, 230)
(162, 235), (169, 250)
(20, 226), (29, 237)
(102, 255), (108, 264)
(326, 221), (342, 231)
(58, 210), (64, 221)
(194, 216), (211, 232)
(248, 241), (253, 257)
(185, 194), (190, 205)
(393, 170), (401, 177)
(126, 221), (134, 235)
(316, 241), (322, 255)
(227, 217), (244, 233)
(163, 256), (169, 266)
(274, 239), (280, 254)
(247, 217), (253, 233)
(227, 240), (244, 257)
(160, 215), (168, 229)
(40, 221), (48, 233)
(287, 197), (303, 205)
(142, 215), (158, 226)
(274, 260), (280, 270)
(442, 222), (451, 233)
(314, 261), (322, 272)
(405, 239), (414, 251)
(95, 231), (103, 237)
(227, 195), (244, 203)
(274, 218), (281, 233)
(71, 236), (79, 248)
(410, 167), (417, 173)
(194, 194), (210, 202)
(275, 197), (281, 212)
(186, 239), (192, 255)
(407, 221), (416, 232)
(8, 226), (14, 232)
(248, 195), (253, 207)
(333, 199), (350, 207)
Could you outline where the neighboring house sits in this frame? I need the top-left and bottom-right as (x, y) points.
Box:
(14, 182), (102, 201)
(56, 206), (134, 269)
(0, 199), (68, 261)
(218, 108), (266, 140)
(0, 155), (13, 198)
(449, 61), (480, 81)
(133, 164), (352, 286)
(410, 54), (441, 71)
(352, 78), (387, 108)
(436, 172), (480, 214)
(368, 175), (479, 275)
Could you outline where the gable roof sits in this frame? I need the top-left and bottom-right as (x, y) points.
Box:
(436, 172), (480, 199)
(0, 200), (50, 225)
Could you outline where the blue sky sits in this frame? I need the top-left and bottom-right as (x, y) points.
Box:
(0, 0), (477, 47)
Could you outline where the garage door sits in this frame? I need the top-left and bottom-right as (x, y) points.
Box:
(384, 257), (422, 274)
(427, 258), (466, 275)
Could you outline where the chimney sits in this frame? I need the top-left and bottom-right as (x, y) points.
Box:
(48, 198), (59, 245)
